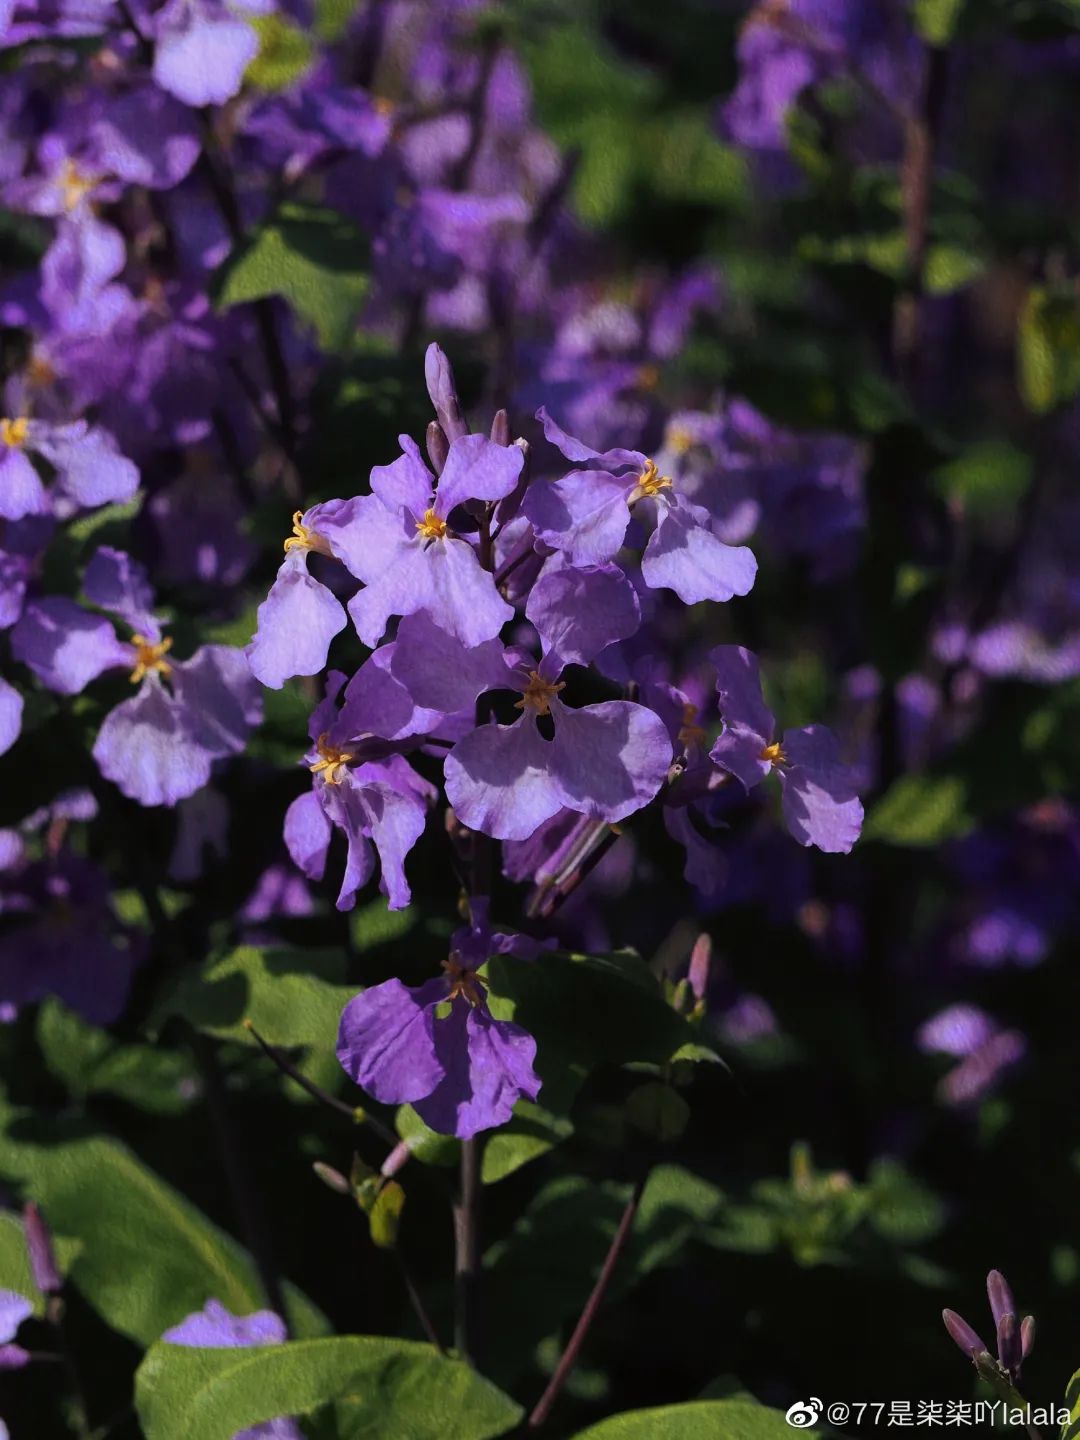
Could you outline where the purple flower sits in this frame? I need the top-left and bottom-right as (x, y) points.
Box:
(248, 500), (366, 689)
(390, 594), (672, 841)
(917, 1004), (1026, 1108)
(343, 433), (523, 648)
(0, 415), (138, 520)
(151, 0), (267, 109)
(524, 408), (757, 606)
(0, 675), (22, 757)
(12, 548), (261, 806)
(162, 1299), (301, 1440)
(283, 672), (435, 912)
(337, 903), (542, 1138)
(0, 1288), (32, 1372)
(0, 849), (140, 1023)
(709, 645), (863, 853)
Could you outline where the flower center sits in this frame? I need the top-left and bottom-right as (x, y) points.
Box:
(309, 733), (354, 785)
(130, 634), (173, 684)
(630, 459), (674, 503)
(0, 416), (29, 448)
(283, 510), (332, 557)
(514, 669), (566, 717)
(60, 159), (96, 213)
(678, 703), (707, 748)
(666, 424), (695, 455)
(414, 507), (448, 541)
(441, 958), (488, 1007)
(27, 354), (56, 389)
(760, 741), (787, 767)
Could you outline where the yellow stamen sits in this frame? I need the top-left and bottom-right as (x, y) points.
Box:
(0, 416), (29, 448)
(129, 634), (173, 684)
(441, 958), (488, 1008)
(666, 424), (695, 455)
(283, 510), (332, 557)
(373, 95), (395, 117)
(637, 363), (661, 391)
(760, 741), (787, 767)
(60, 159), (97, 213)
(628, 458), (674, 504)
(309, 733), (354, 786)
(514, 670), (567, 717)
(414, 507), (448, 541)
(678, 703), (707, 749)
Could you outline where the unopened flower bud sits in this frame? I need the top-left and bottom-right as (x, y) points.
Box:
(380, 1138), (412, 1180)
(1020, 1314), (1035, 1359)
(489, 408), (510, 447)
(986, 1269), (1015, 1329)
(24, 1203), (61, 1295)
(997, 1311), (1021, 1377)
(688, 933), (712, 1005)
(942, 1308), (987, 1360)
(425, 420), (449, 475)
(424, 343), (468, 440)
(312, 1162), (351, 1196)
(0, 1344), (31, 1371)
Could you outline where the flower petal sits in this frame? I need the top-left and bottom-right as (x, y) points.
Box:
(93, 680), (213, 807)
(778, 724), (863, 853)
(549, 698), (672, 823)
(445, 715), (564, 841)
(247, 551), (347, 689)
(434, 433), (524, 516)
(283, 790), (331, 882)
(337, 978), (447, 1105)
(522, 467), (632, 566)
(642, 499), (757, 605)
(12, 597), (129, 695)
(416, 1004), (541, 1139)
(526, 560), (640, 668)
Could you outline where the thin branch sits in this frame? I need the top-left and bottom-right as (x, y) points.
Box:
(396, 1251), (446, 1354)
(453, 1136), (482, 1363)
(527, 1174), (648, 1429)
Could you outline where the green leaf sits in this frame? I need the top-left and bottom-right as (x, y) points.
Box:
(486, 950), (710, 1115)
(1018, 284), (1080, 414)
(135, 1335), (523, 1440)
(152, 945), (354, 1050)
(0, 1212), (81, 1317)
(481, 1100), (575, 1185)
(932, 441), (1032, 517)
(924, 243), (984, 295)
(863, 773), (972, 846)
(913, 0), (966, 45)
(245, 14), (313, 92)
(625, 1082), (690, 1142)
(0, 1121), (326, 1344)
(37, 999), (197, 1114)
(216, 203), (369, 351)
(570, 1400), (817, 1438)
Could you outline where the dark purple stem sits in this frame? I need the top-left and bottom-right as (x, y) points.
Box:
(526, 1174), (647, 1429)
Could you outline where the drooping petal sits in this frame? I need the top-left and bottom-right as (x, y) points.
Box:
(90, 84), (201, 189)
(35, 425), (140, 512)
(526, 561), (640, 668)
(434, 433), (524, 517)
(337, 978), (447, 1105)
(549, 699), (672, 823)
(778, 724), (864, 853)
(172, 645), (262, 758)
(664, 805), (727, 895)
(388, 612), (510, 716)
(338, 759), (432, 910)
(349, 535), (512, 649)
(642, 498), (757, 605)
(93, 680), (213, 807)
(445, 715), (564, 841)
(707, 643), (775, 791)
(283, 790), (332, 881)
(0, 448), (47, 520)
(247, 551), (347, 689)
(338, 643), (452, 742)
(12, 597), (129, 694)
(0, 677), (22, 757)
(522, 467), (633, 566)
(416, 1003), (541, 1139)
(83, 547), (158, 634)
(163, 1299), (288, 1348)
(535, 406), (644, 470)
